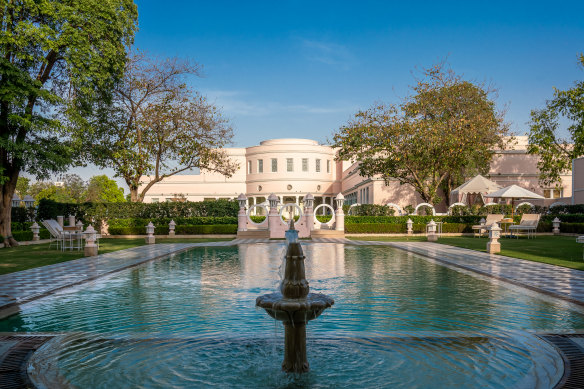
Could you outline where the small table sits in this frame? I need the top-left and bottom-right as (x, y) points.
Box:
(499, 219), (514, 238)
(62, 227), (83, 251)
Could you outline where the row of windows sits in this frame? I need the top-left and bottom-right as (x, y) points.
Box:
(247, 158), (332, 174)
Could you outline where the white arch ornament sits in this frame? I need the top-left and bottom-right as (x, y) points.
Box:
(448, 202), (469, 215)
(347, 203), (361, 215)
(246, 204), (270, 226)
(549, 201), (567, 209)
(384, 202), (403, 216)
(514, 202), (535, 212)
(279, 203), (304, 225)
(313, 204), (336, 228)
(414, 203), (436, 216)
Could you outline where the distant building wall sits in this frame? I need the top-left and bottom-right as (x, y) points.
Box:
(140, 136), (574, 210)
(573, 157), (584, 205)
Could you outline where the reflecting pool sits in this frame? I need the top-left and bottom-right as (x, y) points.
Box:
(2, 243), (582, 388)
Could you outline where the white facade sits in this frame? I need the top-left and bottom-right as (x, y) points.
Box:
(140, 137), (574, 211)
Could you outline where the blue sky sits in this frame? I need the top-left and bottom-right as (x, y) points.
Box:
(134, 0), (584, 146)
(65, 0), (584, 186)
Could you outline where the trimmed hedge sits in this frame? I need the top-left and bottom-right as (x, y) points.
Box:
(108, 216), (238, 228)
(108, 224), (237, 235)
(345, 223), (475, 234)
(36, 198), (239, 224)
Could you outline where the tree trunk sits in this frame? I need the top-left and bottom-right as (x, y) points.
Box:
(129, 187), (140, 202)
(0, 183), (18, 247)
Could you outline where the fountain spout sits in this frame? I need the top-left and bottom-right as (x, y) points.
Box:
(256, 225), (334, 373)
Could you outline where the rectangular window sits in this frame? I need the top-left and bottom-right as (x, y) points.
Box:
(247, 160), (252, 174)
(152, 198), (159, 203)
(544, 188), (563, 198)
(287, 158), (293, 172)
(302, 158), (308, 172)
(258, 159), (263, 173)
(165, 198), (172, 202)
(316, 159), (321, 172)
(327, 160), (331, 173)
(271, 158), (277, 172)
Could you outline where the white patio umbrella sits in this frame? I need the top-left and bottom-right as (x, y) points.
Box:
(485, 185), (544, 218)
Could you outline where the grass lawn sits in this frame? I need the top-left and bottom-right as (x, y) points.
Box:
(0, 237), (232, 275)
(348, 235), (584, 271)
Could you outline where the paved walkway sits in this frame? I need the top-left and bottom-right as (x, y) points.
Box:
(2, 238), (584, 319)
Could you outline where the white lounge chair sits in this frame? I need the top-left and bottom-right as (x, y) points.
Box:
(472, 214), (504, 237)
(41, 219), (63, 249)
(508, 214), (540, 239)
(42, 219), (83, 251)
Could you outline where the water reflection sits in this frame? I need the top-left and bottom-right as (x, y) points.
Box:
(1, 244), (584, 336)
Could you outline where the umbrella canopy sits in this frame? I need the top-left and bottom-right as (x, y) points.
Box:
(485, 185), (544, 218)
(450, 175), (502, 205)
(451, 175), (501, 196)
(485, 185), (544, 200)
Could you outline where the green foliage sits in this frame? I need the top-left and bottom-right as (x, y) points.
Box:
(15, 177), (30, 198)
(80, 52), (238, 202)
(0, 0), (138, 240)
(345, 222), (474, 234)
(36, 199), (239, 225)
(549, 204), (584, 214)
(449, 205), (471, 216)
(528, 54), (584, 186)
(347, 204), (396, 216)
(333, 62), (508, 205)
(108, 217), (238, 228)
(108, 224), (237, 235)
(84, 175), (125, 203)
(11, 206), (35, 223)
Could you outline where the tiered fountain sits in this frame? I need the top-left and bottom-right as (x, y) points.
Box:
(256, 220), (334, 373)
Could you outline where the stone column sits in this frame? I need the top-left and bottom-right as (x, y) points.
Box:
(268, 193), (281, 238)
(237, 193), (247, 232)
(145, 222), (155, 244)
(406, 218), (413, 235)
(552, 217), (561, 235)
(487, 223), (501, 253)
(427, 220), (438, 242)
(57, 216), (64, 228)
(303, 193), (314, 234)
(334, 193), (345, 232)
(31, 222), (40, 241)
(84, 225), (98, 257)
(169, 220), (176, 237)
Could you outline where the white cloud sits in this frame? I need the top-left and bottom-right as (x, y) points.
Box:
(203, 89), (354, 117)
(300, 39), (355, 70)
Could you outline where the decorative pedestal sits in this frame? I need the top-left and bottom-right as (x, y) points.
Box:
(84, 245), (98, 257)
(486, 241), (500, 254)
(145, 236), (155, 244)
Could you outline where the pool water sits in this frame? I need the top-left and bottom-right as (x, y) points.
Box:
(3, 243), (583, 388)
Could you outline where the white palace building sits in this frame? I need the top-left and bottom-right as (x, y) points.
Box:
(140, 137), (575, 212)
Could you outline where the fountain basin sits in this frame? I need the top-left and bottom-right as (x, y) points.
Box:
(256, 292), (334, 324)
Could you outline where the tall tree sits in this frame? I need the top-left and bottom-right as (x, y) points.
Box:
(81, 53), (238, 202)
(0, 1), (137, 246)
(528, 54), (584, 186)
(59, 174), (86, 203)
(84, 175), (125, 203)
(333, 63), (508, 205)
(15, 176), (30, 198)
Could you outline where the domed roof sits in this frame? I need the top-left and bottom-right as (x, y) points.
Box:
(259, 139), (319, 146)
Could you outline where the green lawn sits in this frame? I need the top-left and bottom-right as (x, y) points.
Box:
(0, 237), (231, 275)
(348, 235), (584, 270)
